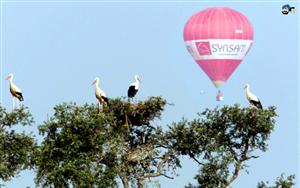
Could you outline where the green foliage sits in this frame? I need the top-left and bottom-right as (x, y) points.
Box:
(0, 106), (36, 181)
(257, 174), (295, 188)
(35, 97), (179, 188)
(167, 105), (277, 188)
(36, 103), (117, 187)
(0, 99), (292, 188)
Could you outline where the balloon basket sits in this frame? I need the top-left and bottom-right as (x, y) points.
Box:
(216, 90), (224, 101)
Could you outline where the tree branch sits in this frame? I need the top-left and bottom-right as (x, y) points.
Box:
(191, 156), (204, 166)
(119, 173), (129, 188)
(141, 150), (175, 180)
(246, 155), (259, 160)
(154, 144), (171, 149)
(223, 138), (251, 188)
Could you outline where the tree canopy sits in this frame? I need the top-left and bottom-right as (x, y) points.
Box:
(257, 174), (295, 188)
(0, 106), (36, 182)
(168, 105), (277, 188)
(35, 97), (179, 188)
(0, 97), (295, 188)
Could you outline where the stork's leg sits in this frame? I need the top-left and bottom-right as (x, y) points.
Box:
(17, 99), (20, 108)
(98, 102), (104, 113)
(12, 97), (15, 110)
(129, 97), (138, 106)
(130, 97), (136, 104)
(100, 103), (103, 112)
(98, 102), (101, 114)
(134, 97), (138, 105)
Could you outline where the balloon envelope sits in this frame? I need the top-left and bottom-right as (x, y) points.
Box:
(184, 7), (254, 88)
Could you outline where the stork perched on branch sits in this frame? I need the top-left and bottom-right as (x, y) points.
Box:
(244, 83), (263, 109)
(127, 75), (141, 101)
(92, 77), (109, 113)
(6, 73), (24, 109)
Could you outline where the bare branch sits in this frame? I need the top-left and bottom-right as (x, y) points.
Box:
(161, 174), (174, 179)
(141, 150), (176, 180)
(224, 137), (251, 188)
(191, 156), (204, 166)
(246, 155), (259, 160)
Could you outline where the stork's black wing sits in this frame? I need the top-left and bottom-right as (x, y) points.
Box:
(250, 99), (263, 109)
(101, 96), (109, 105)
(15, 92), (24, 101)
(127, 85), (138, 98)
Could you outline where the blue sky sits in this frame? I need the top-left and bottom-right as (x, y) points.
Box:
(0, 1), (299, 187)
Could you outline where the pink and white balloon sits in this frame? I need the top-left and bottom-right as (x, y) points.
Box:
(183, 7), (254, 100)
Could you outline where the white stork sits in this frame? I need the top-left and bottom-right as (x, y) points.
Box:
(127, 75), (141, 99)
(6, 73), (24, 109)
(244, 83), (263, 109)
(92, 77), (109, 113)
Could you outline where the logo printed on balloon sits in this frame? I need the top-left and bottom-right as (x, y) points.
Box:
(185, 39), (252, 60)
(211, 43), (247, 54)
(196, 42), (212, 55)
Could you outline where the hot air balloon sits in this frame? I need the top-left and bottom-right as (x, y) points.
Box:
(183, 7), (254, 101)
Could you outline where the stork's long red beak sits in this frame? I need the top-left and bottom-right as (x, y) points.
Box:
(5, 76), (10, 80)
(92, 80), (96, 85)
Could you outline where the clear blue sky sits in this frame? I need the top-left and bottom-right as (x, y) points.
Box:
(0, 1), (299, 187)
